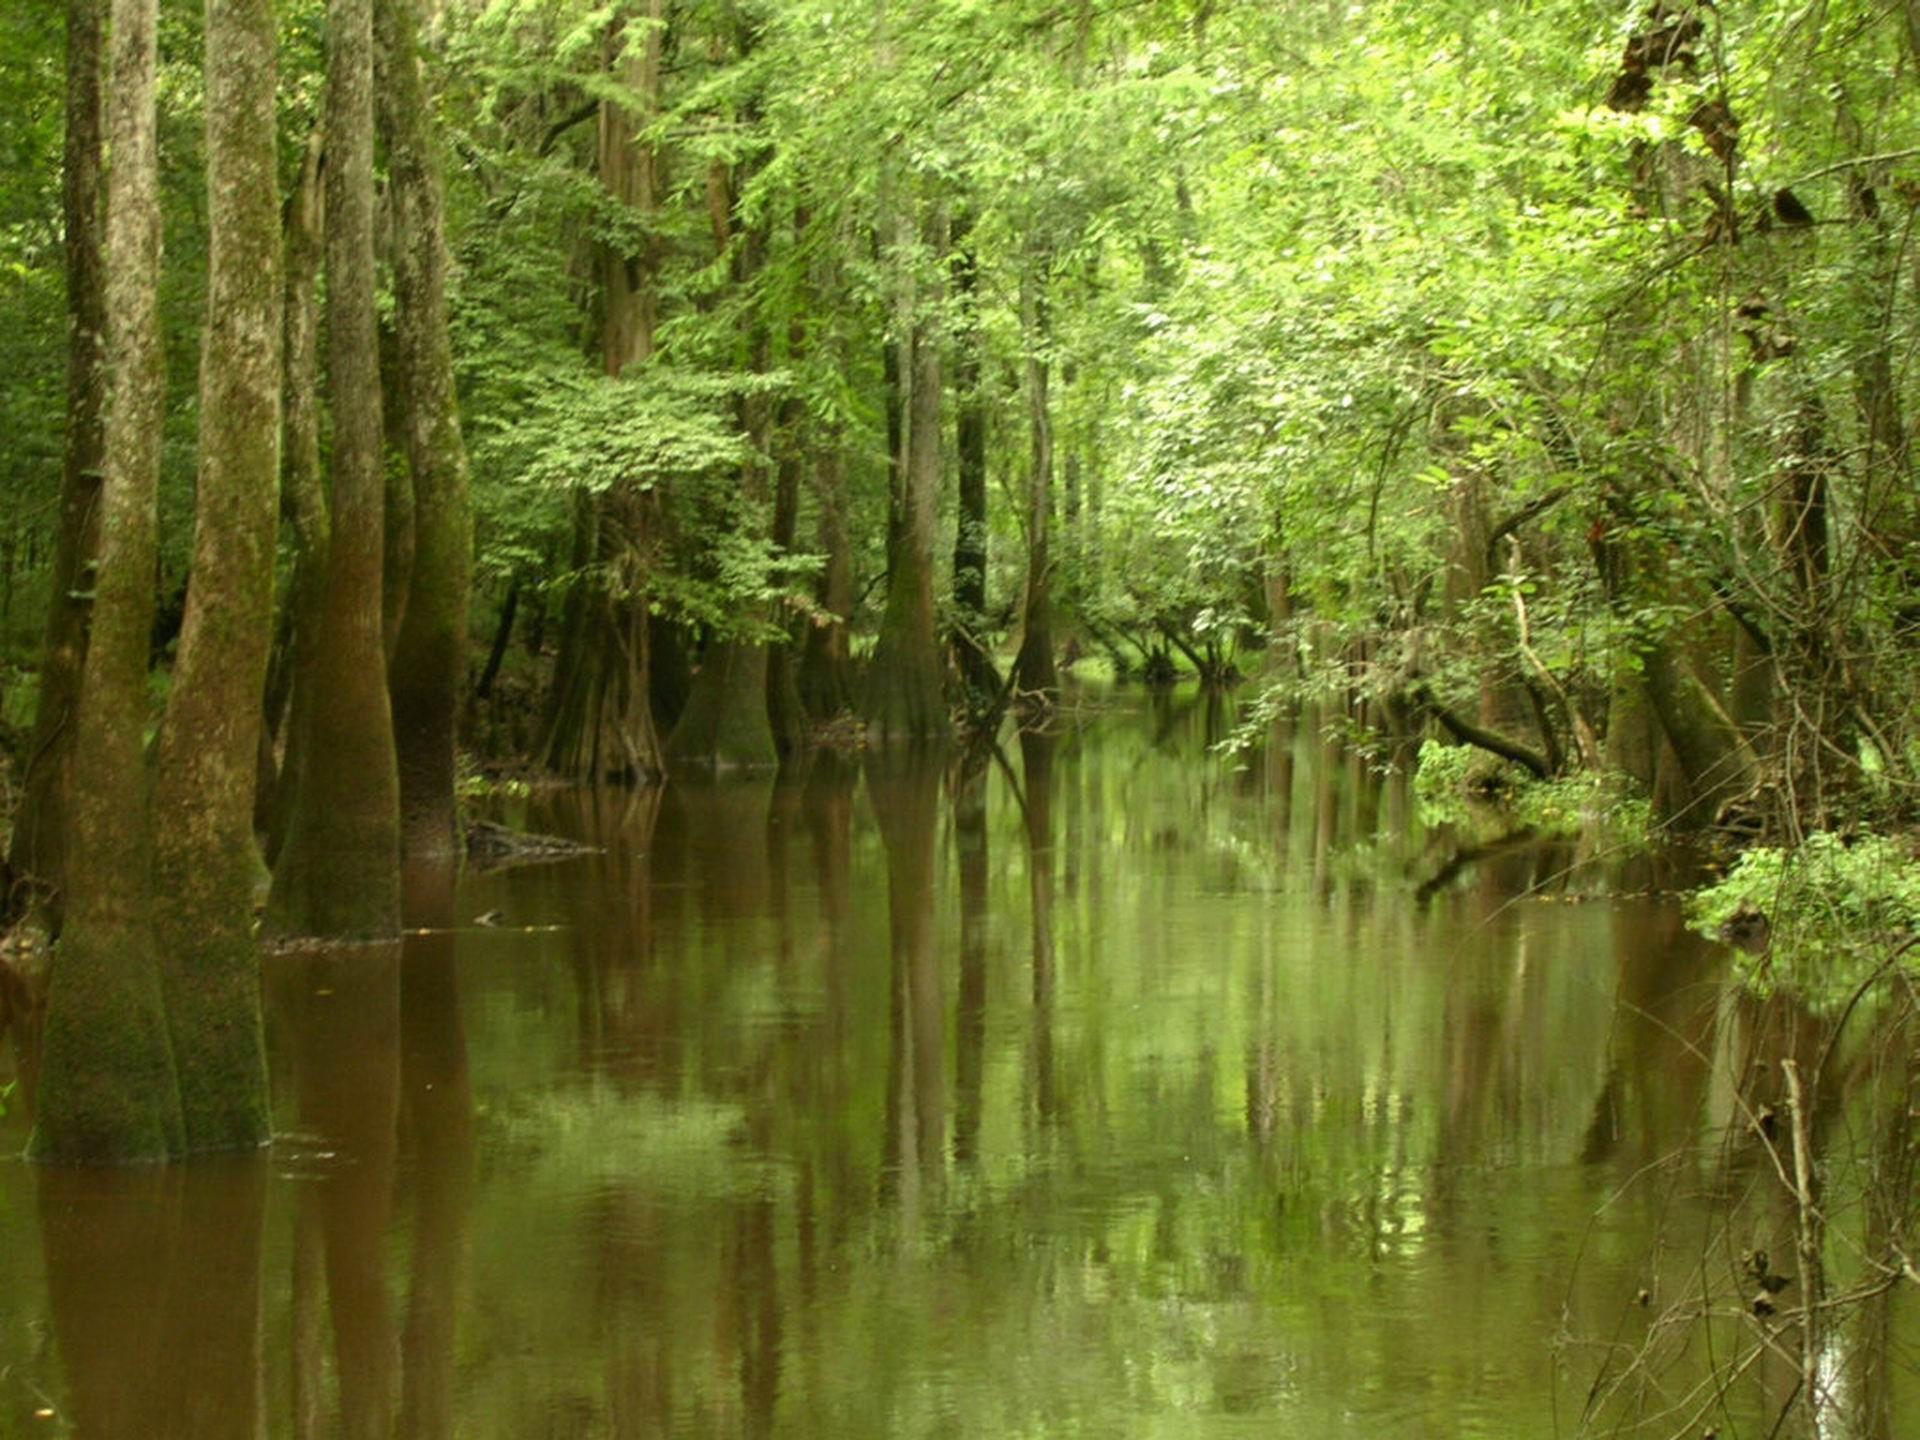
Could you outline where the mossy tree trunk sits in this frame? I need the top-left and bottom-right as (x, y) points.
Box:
(7, 0), (107, 931)
(31, 0), (184, 1163)
(265, 129), (329, 867)
(1013, 263), (1058, 707)
(267, 0), (403, 939)
(377, 0), (474, 862)
(147, 0), (282, 1154)
(864, 206), (952, 745)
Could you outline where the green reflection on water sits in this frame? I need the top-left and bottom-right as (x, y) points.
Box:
(1, 692), (1914, 1437)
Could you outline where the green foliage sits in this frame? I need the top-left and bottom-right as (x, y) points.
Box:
(1413, 739), (1650, 841)
(1411, 741), (1488, 828)
(1686, 833), (1920, 1008)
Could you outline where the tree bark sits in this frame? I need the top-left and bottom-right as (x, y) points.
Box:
(266, 128), (329, 867)
(267, 0), (404, 938)
(378, 0), (474, 860)
(543, 6), (666, 782)
(797, 444), (855, 717)
(1014, 264), (1058, 706)
(148, 0), (282, 1152)
(950, 221), (996, 712)
(864, 206), (952, 744)
(8, 0), (108, 930)
(766, 204), (812, 755)
(30, 0), (184, 1162)
(669, 144), (780, 770)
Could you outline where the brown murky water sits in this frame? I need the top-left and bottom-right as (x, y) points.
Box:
(2, 692), (1914, 1437)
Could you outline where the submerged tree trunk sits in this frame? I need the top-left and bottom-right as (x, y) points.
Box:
(378, 0), (474, 861)
(267, 0), (403, 938)
(864, 207), (952, 745)
(31, 0), (184, 1162)
(148, 0), (281, 1153)
(8, 0), (108, 930)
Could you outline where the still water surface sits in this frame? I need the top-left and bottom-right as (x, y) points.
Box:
(1, 693), (1906, 1436)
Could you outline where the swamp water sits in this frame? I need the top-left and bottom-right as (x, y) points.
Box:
(1, 692), (1914, 1437)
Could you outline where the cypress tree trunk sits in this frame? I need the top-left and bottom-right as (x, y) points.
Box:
(670, 152), (780, 770)
(797, 444), (855, 718)
(767, 432), (810, 753)
(542, 7), (665, 783)
(147, 0), (282, 1153)
(766, 206), (811, 755)
(1014, 265), (1058, 705)
(31, 0), (184, 1163)
(267, 0), (403, 938)
(266, 130), (329, 867)
(8, 0), (107, 930)
(667, 639), (778, 769)
(864, 208), (951, 745)
(950, 226), (996, 711)
(378, 0), (474, 861)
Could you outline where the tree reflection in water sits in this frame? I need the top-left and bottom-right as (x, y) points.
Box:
(7, 696), (1920, 1436)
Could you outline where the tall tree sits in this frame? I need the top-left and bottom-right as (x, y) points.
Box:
(541, 1), (667, 784)
(666, 61), (781, 772)
(378, 0), (475, 859)
(6, 0), (107, 930)
(147, 0), (282, 1151)
(1013, 262), (1058, 706)
(862, 204), (952, 745)
(30, 0), (184, 1162)
(267, 0), (403, 937)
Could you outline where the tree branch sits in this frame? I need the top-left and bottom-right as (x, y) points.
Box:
(1412, 683), (1552, 779)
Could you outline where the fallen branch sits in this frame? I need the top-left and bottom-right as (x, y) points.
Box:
(1411, 683), (1552, 779)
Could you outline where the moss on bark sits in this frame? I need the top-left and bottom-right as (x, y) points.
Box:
(667, 639), (780, 770)
(145, 0), (281, 1153)
(378, 0), (473, 863)
(267, 0), (403, 940)
(7, 0), (107, 931)
(30, 0), (183, 1164)
(863, 225), (951, 746)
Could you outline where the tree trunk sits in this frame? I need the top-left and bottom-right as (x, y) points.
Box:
(950, 222), (996, 712)
(542, 7), (666, 783)
(669, 149), (780, 770)
(864, 207), (951, 744)
(7, 0), (108, 930)
(30, 0), (184, 1162)
(148, 0), (281, 1153)
(266, 129), (329, 867)
(766, 205), (812, 756)
(797, 444), (854, 717)
(267, 0), (404, 938)
(667, 639), (778, 769)
(1014, 265), (1058, 706)
(378, 0), (474, 861)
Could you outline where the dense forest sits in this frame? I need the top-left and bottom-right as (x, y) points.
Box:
(1, 0), (1919, 1168)
(8, 0), (1920, 1432)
